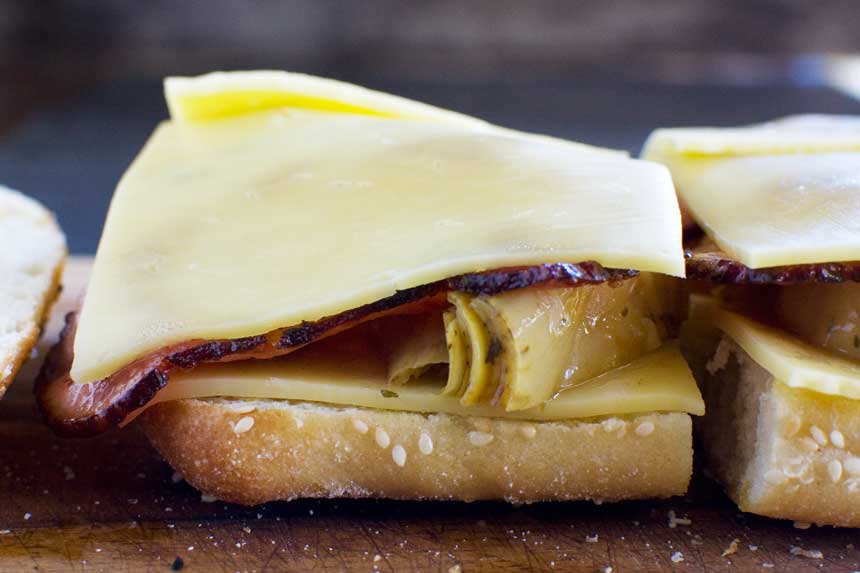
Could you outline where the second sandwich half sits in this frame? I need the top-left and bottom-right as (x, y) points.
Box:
(37, 72), (702, 505)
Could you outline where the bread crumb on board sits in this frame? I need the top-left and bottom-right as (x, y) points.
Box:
(790, 546), (823, 559)
(721, 538), (740, 557)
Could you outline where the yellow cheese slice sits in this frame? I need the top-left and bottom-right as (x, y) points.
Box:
(166, 70), (487, 126)
(153, 341), (704, 420)
(73, 109), (684, 383)
(715, 307), (860, 400)
(164, 71), (622, 158)
(663, 152), (860, 268)
(643, 115), (860, 157)
(643, 116), (860, 269)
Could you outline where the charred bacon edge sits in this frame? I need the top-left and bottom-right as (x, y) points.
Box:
(36, 262), (635, 437)
(685, 248), (860, 285)
(685, 229), (860, 285)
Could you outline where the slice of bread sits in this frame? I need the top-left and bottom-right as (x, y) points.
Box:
(140, 398), (693, 505)
(688, 333), (860, 527)
(0, 186), (66, 396)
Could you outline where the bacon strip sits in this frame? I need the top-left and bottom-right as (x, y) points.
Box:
(37, 262), (635, 437)
(685, 235), (860, 285)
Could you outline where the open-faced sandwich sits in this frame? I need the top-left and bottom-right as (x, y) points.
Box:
(38, 71), (702, 505)
(644, 115), (860, 526)
(0, 185), (65, 398)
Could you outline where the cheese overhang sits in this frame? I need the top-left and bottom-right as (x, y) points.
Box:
(643, 115), (860, 269)
(643, 115), (860, 157)
(701, 300), (860, 400)
(73, 109), (684, 383)
(150, 334), (704, 420)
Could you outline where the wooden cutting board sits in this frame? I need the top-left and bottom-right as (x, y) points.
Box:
(1, 256), (859, 572)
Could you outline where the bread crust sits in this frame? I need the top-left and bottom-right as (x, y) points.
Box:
(689, 333), (860, 527)
(0, 187), (66, 396)
(140, 399), (693, 505)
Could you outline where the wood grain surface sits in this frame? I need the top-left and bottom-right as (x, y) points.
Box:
(2, 257), (860, 572)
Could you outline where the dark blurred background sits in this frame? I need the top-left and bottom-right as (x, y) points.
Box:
(1, 1), (859, 252)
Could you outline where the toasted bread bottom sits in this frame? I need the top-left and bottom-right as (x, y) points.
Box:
(140, 398), (693, 505)
(689, 333), (860, 527)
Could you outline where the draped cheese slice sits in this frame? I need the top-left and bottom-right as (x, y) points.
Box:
(166, 70), (487, 125)
(73, 109), (684, 383)
(164, 70), (621, 157)
(152, 341), (704, 420)
(714, 307), (860, 400)
(643, 115), (860, 157)
(643, 115), (860, 269)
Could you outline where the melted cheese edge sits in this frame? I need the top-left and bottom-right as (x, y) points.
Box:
(151, 343), (704, 420)
(73, 109), (684, 383)
(642, 115), (860, 269)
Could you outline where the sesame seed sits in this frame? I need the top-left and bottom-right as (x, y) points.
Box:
(670, 551), (684, 563)
(585, 534), (599, 543)
(230, 404), (256, 414)
(782, 457), (808, 478)
(418, 432), (434, 455)
(635, 421), (655, 437)
(468, 431), (494, 447)
(519, 425), (537, 439)
(352, 419), (369, 434)
(793, 521), (811, 530)
(602, 418), (624, 433)
(831, 430), (846, 449)
(448, 565), (462, 573)
(392, 445), (407, 467)
(294, 417), (304, 429)
(845, 457), (860, 475)
(233, 416), (255, 434)
(375, 428), (391, 449)
(829, 459), (844, 483)
(810, 425), (828, 446)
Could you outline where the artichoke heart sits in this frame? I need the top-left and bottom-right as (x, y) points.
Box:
(384, 273), (681, 411)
